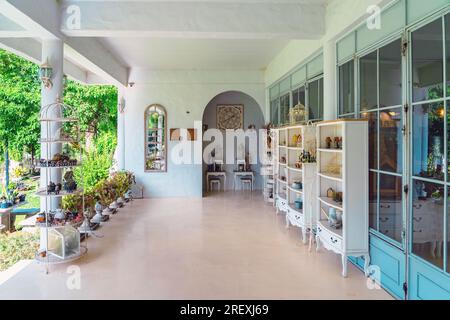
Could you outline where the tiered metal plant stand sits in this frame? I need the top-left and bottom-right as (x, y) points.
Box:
(36, 100), (87, 273)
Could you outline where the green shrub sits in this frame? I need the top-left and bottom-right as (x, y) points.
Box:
(12, 166), (28, 178)
(74, 131), (117, 192)
(0, 231), (39, 271)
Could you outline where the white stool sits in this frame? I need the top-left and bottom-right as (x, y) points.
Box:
(209, 179), (221, 192)
(241, 178), (253, 191)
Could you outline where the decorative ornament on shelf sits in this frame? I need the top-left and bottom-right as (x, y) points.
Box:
(299, 150), (316, 164)
(39, 58), (53, 89)
(326, 137), (332, 149)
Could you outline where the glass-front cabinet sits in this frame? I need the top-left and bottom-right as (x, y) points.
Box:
(145, 104), (167, 172)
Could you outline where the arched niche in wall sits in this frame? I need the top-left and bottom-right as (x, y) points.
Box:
(144, 104), (167, 172)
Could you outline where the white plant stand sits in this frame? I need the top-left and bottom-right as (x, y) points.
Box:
(36, 100), (87, 271)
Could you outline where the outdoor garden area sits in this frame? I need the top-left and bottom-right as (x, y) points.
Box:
(0, 49), (122, 271)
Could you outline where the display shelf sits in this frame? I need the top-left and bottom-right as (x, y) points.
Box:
(287, 146), (303, 151)
(40, 118), (78, 123)
(35, 246), (87, 265)
(36, 164), (81, 169)
(318, 196), (343, 211)
(278, 192), (287, 200)
(287, 166), (302, 173)
(37, 100), (86, 270)
(317, 220), (343, 238)
(38, 138), (77, 144)
(315, 119), (369, 277)
(261, 129), (275, 205)
(318, 172), (342, 182)
(272, 125), (317, 245)
(288, 203), (303, 215)
(317, 148), (343, 153)
(35, 189), (83, 197)
(287, 186), (303, 194)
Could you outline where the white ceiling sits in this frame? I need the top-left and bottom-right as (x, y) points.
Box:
(100, 37), (290, 70)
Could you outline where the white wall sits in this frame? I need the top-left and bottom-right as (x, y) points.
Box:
(122, 69), (265, 198)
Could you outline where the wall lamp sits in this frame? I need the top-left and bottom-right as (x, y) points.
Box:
(39, 58), (53, 89)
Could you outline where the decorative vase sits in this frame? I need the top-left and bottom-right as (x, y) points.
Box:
(92, 202), (106, 223)
(295, 199), (303, 210)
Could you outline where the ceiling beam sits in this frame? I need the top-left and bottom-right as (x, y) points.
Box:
(0, 37), (89, 83)
(64, 38), (128, 86)
(60, 0), (325, 39)
(0, 0), (61, 39)
(0, 0), (128, 86)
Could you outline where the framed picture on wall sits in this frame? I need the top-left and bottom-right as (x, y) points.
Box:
(216, 105), (244, 130)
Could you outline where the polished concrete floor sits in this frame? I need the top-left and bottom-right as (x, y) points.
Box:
(0, 192), (391, 299)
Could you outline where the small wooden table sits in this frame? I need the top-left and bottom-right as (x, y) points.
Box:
(206, 172), (227, 192)
(233, 171), (254, 191)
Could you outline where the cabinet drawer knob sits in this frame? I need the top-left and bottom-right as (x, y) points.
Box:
(330, 237), (338, 244)
(413, 204), (422, 209)
(380, 204), (391, 209)
(413, 217), (422, 223)
(380, 217), (389, 223)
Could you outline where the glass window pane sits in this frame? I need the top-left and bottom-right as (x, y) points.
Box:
(360, 51), (378, 111)
(447, 187), (450, 273)
(339, 60), (355, 115)
(292, 88), (299, 106)
(379, 108), (403, 173)
(280, 94), (290, 125)
(413, 103), (445, 180)
(379, 173), (403, 243)
(339, 114), (356, 119)
(270, 100), (279, 125)
(369, 171), (378, 230)
(298, 86), (306, 106)
(361, 111), (378, 170)
(319, 78), (324, 119)
(308, 80), (319, 120)
(448, 102), (450, 183)
(412, 19), (444, 103)
(379, 39), (402, 107)
(411, 179), (444, 269)
(446, 14), (450, 92)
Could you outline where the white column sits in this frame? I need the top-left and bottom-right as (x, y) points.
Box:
(116, 87), (126, 170)
(323, 39), (337, 121)
(40, 39), (64, 211)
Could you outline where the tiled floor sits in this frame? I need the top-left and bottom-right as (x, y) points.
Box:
(0, 192), (391, 299)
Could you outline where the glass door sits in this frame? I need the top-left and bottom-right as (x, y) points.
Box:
(407, 13), (450, 299)
(360, 39), (405, 247)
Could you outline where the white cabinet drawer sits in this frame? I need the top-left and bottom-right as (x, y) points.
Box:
(287, 209), (304, 227)
(277, 198), (288, 212)
(317, 222), (343, 252)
